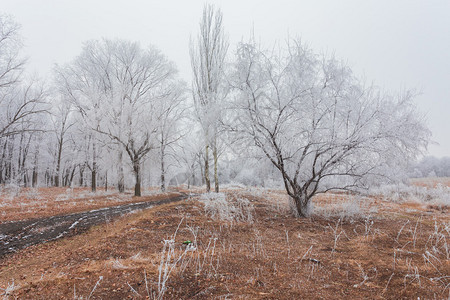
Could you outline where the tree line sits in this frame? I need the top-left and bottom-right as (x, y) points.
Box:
(0, 6), (430, 217)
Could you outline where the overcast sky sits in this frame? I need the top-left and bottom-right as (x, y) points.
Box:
(3, 0), (449, 157)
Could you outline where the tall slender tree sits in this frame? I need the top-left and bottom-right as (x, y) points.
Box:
(190, 4), (229, 193)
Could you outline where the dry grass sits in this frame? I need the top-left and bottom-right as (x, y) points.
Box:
(0, 184), (449, 299)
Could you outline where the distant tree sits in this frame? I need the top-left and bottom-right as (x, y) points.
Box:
(410, 156), (450, 178)
(49, 98), (74, 187)
(178, 121), (205, 189)
(156, 85), (186, 192)
(190, 4), (229, 193)
(231, 39), (430, 217)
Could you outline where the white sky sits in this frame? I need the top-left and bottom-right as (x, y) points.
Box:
(3, 0), (449, 157)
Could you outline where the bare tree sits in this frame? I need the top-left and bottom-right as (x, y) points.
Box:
(190, 4), (229, 193)
(231, 39), (430, 217)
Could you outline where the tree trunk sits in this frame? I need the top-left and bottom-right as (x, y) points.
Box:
(290, 194), (311, 218)
(69, 167), (76, 187)
(21, 134), (32, 188)
(105, 171), (108, 192)
(91, 141), (97, 192)
(79, 165), (84, 187)
(0, 138), (7, 184)
(63, 168), (70, 186)
(213, 144), (219, 193)
(32, 168), (38, 187)
(54, 174), (59, 187)
(6, 136), (15, 183)
(55, 132), (64, 187)
(199, 155), (204, 185)
(133, 159), (141, 197)
(117, 150), (125, 193)
(23, 171), (28, 188)
(55, 162), (61, 187)
(17, 132), (24, 185)
(45, 169), (49, 186)
(205, 144), (211, 192)
(91, 168), (97, 192)
(160, 146), (165, 192)
(32, 140), (40, 188)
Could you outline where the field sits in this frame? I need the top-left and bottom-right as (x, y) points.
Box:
(0, 183), (449, 299)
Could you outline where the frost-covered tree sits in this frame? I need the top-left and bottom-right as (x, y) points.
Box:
(57, 39), (182, 196)
(0, 15), (48, 185)
(0, 16), (47, 140)
(231, 39), (430, 217)
(49, 97), (74, 187)
(0, 15), (24, 91)
(190, 4), (229, 193)
(156, 85), (186, 192)
(177, 120), (205, 188)
(0, 16), (47, 138)
(410, 156), (450, 178)
(55, 46), (104, 192)
(0, 81), (47, 185)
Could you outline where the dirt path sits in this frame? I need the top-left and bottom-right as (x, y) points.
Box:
(0, 193), (188, 257)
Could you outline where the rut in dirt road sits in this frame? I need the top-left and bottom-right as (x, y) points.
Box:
(0, 193), (189, 258)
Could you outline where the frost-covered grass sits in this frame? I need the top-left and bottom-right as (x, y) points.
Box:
(198, 192), (254, 223)
(312, 195), (375, 221)
(368, 183), (450, 208)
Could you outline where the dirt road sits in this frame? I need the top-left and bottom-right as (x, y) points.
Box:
(0, 193), (188, 257)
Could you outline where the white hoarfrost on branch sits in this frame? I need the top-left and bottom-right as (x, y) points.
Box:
(56, 39), (184, 196)
(230, 39), (430, 217)
(0, 15), (48, 187)
(190, 4), (229, 193)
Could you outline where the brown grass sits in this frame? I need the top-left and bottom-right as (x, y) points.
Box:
(0, 186), (449, 299)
